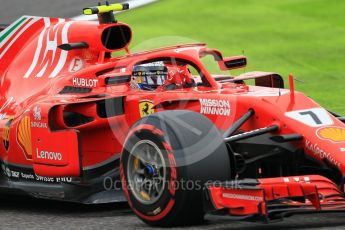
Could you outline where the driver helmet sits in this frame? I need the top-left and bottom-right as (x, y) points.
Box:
(130, 63), (168, 91)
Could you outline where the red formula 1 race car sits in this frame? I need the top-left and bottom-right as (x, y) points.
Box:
(1, 2), (345, 228)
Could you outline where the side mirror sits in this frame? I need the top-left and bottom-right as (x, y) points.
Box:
(219, 56), (247, 71)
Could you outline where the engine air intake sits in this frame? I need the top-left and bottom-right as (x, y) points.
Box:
(101, 25), (132, 50)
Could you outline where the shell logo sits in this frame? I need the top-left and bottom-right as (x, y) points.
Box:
(317, 127), (345, 143)
(17, 116), (32, 159)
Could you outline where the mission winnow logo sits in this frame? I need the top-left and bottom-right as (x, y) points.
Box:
(199, 99), (231, 116)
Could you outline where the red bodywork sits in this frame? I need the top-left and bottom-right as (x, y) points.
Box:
(1, 16), (345, 218)
(206, 175), (345, 221)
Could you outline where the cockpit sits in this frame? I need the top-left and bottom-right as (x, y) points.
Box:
(130, 59), (204, 91)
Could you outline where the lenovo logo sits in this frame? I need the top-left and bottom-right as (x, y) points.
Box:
(36, 148), (63, 161)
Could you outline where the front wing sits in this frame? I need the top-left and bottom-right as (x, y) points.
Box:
(204, 175), (345, 222)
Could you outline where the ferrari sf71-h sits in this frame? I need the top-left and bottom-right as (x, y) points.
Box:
(1, 2), (345, 228)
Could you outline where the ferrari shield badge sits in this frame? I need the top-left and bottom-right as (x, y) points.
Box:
(139, 100), (155, 117)
(3, 118), (13, 152)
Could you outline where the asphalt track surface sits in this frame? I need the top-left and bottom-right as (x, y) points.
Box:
(2, 1), (345, 229)
(1, 194), (345, 230)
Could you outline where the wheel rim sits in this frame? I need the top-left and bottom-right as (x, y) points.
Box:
(127, 140), (167, 205)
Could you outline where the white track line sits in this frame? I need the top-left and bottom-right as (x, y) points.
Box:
(73, 0), (157, 21)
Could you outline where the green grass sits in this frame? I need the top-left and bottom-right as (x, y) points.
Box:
(118, 0), (345, 114)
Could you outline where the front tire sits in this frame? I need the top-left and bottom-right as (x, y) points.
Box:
(121, 110), (232, 227)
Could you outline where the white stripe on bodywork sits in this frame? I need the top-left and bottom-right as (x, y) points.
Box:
(0, 97), (14, 114)
(24, 18), (73, 79)
(39, 18), (65, 68)
(23, 18), (51, 79)
(49, 21), (73, 78)
(0, 17), (40, 59)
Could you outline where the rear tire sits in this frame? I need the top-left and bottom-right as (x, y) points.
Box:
(121, 110), (232, 227)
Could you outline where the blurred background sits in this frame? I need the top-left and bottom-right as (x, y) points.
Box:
(1, 0), (344, 114)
